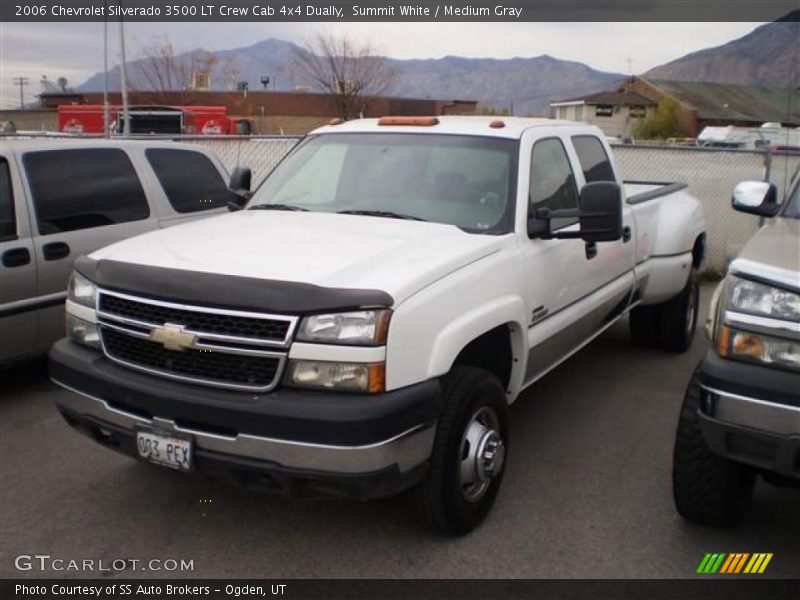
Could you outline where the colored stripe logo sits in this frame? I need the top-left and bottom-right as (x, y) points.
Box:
(697, 553), (773, 574)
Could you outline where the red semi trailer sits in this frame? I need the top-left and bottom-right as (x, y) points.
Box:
(57, 104), (253, 135)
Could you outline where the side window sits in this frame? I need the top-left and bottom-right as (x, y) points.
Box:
(529, 138), (579, 230)
(24, 149), (149, 234)
(572, 135), (616, 183)
(146, 149), (231, 213)
(0, 158), (15, 241)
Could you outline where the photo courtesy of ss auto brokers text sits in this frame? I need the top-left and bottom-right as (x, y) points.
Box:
(1, 0), (799, 597)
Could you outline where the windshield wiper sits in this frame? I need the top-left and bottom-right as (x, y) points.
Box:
(249, 204), (309, 212)
(337, 209), (427, 222)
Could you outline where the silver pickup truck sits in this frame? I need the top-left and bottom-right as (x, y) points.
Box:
(0, 139), (233, 365)
(673, 170), (800, 526)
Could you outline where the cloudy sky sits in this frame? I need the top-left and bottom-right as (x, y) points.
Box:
(0, 21), (762, 109)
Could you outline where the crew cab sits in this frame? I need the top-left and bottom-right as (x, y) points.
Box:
(49, 117), (706, 534)
(0, 139), (232, 365)
(673, 170), (800, 526)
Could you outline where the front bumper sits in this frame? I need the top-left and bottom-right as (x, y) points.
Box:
(49, 339), (440, 499)
(697, 350), (800, 478)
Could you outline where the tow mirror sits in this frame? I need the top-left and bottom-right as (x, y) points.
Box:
(228, 167), (252, 212)
(732, 181), (779, 217)
(577, 181), (623, 242)
(529, 181), (623, 243)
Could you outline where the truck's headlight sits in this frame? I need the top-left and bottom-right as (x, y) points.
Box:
(286, 360), (385, 393)
(296, 310), (391, 346)
(729, 277), (800, 321)
(68, 272), (98, 308)
(717, 325), (800, 371)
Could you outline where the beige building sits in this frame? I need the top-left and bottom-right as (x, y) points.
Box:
(549, 90), (655, 139)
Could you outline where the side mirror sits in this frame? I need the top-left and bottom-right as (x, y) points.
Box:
(578, 181), (623, 242)
(228, 167), (252, 212)
(229, 166), (252, 193)
(529, 181), (623, 243)
(732, 181), (779, 217)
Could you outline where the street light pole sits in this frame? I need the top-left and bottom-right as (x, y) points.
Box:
(118, 16), (130, 137)
(102, 1), (110, 137)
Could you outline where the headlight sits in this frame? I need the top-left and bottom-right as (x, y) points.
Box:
(729, 277), (800, 321)
(286, 360), (385, 393)
(66, 314), (101, 348)
(717, 324), (800, 371)
(296, 310), (391, 346)
(68, 272), (98, 308)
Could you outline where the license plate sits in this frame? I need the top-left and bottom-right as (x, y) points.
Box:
(136, 428), (193, 472)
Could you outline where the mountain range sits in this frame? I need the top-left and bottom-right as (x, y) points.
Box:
(77, 17), (799, 115)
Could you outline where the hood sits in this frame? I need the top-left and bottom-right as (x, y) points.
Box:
(91, 211), (505, 305)
(730, 217), (800, 291)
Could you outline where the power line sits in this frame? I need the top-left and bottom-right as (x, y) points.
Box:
(12, 76), (29, 109)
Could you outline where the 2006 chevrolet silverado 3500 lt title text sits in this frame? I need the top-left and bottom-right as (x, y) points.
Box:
(49, 117), (706, 534)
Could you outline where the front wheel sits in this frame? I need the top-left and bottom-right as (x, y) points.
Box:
(672, 369), (756, 526)
(414, 367), (509, 535)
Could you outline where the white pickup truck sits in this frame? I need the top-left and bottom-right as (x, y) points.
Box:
(50, 117), (705, 534)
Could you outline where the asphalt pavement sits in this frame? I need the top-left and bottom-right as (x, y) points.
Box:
(2, 285), (799, 579)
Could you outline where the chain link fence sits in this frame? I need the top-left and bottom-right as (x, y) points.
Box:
(612, 145), (799, 271)
(180, 136), (302, 186)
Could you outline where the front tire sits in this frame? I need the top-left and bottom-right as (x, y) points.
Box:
(672, 369), (756, 526)
(414, 367), (509, 535)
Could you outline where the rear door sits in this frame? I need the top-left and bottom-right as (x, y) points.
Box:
(22, 147), (157, 352)
(568, 134), (636, 288)
(0, 152), (38, 362)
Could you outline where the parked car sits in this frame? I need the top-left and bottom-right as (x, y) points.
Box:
(673, 171), (800, 525)
(49, 117), (706, 534)
(0, 139), (233, 365)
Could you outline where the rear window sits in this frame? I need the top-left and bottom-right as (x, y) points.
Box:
(24, 148), (149, 234)
(146, 149), (230, 213)
(572, 136), (616, 183)
(0, 158), (15, 241)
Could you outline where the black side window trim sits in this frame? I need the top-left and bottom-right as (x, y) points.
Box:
(0, 157), (17, 242)
(529, 136), (580, 231)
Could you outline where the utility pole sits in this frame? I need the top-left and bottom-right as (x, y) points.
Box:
(13, 77), (30, 108)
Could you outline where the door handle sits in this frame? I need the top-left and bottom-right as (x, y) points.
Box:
(622, 226), (632, 243)
(42, 241), (70, 261)
(585, 241), (597, 260)
(2, 247), (31, 268)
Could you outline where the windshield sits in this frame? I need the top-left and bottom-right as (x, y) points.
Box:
(248, 133), (518, 234)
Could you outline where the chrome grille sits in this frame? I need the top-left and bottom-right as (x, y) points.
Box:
(97, 290), (296, 391)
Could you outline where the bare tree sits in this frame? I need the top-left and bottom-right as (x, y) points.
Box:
(131, 36), (238, 104)
(291, 33), (395, 120)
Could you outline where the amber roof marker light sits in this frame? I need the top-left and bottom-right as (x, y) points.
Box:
(378, 116), (440, 126)
(489, 120), (506, 129)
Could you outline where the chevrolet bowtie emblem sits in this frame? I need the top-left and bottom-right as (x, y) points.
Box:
(149, 323), (197, 351)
